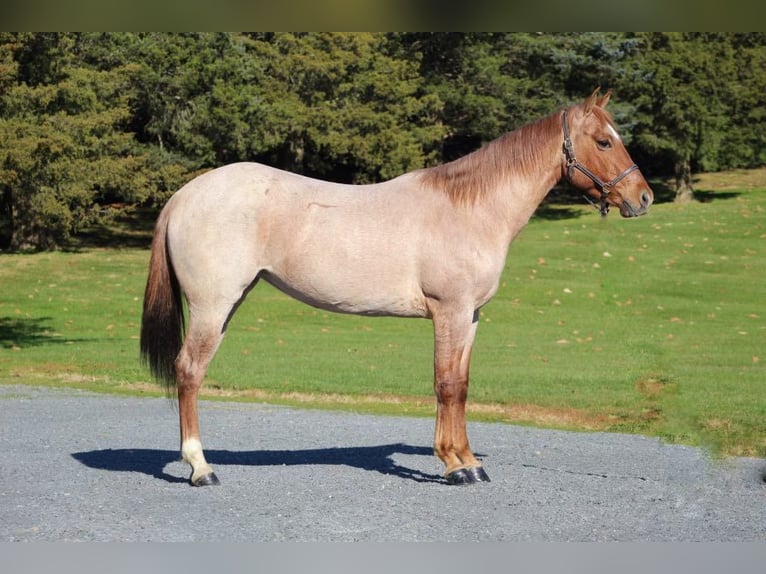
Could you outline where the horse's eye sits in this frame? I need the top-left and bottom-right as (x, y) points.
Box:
(597, 139), (612, 150)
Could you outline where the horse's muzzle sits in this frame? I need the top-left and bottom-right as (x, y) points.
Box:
(616, 189), (653, 218)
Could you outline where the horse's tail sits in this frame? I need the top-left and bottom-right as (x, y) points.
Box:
(140, 206), (184, 392)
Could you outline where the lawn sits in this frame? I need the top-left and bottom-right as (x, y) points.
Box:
(2, 171), (764, 457)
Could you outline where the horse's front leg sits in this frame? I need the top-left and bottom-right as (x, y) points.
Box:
(431, 306), (491, 485)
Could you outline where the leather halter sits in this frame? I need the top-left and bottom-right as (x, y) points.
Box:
(562, 109), (639, 216)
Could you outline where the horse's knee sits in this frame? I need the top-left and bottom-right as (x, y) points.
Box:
(434, 377), (468, 404)
(175, 340), (217, 390)
(174, 352), (196, 386)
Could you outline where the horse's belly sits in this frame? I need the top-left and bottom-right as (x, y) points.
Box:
(261, 269), (427, 318)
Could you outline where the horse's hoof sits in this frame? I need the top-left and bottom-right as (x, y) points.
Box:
(192, 472), (221, 486)
(466, 466), (491, 483)
(446, 468), (477, 485)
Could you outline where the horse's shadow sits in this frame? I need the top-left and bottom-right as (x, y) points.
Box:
(71, 443), (445, 485)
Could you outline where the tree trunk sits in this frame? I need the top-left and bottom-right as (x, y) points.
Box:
(0, 186), (15, 251)
(674, 158), (695, 203)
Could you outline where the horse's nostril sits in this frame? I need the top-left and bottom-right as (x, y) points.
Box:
(640, 190), (653, 207)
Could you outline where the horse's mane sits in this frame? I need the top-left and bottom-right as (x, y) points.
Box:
(419, 111), (562, 206)
(420, 105), (613, 206)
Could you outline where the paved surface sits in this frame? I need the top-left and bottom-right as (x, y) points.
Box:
(1, 384), (764, 541)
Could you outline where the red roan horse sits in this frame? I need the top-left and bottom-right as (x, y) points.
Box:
(141, 89), (653, 486)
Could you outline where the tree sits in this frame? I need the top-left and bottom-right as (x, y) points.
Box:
(244, 33), (444, 182)
(127, 33), (266, 168)
(0, 33), (188, 250)
(717, 33), (766, 170)
(619, 33), (735, 201)
(395, 33), (559, 161)
(124, 33), (444, 184)
(395, 33), (635, 161)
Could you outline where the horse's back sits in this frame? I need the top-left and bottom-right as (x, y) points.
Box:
(166, 161), (414, 221)
(168, 162), (285, 211)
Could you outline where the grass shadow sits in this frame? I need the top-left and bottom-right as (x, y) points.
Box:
(533, 185), (592, 221)
(693, 189), (743, 203)
(0, 316), (76, 348)
(69, 206), (158, 251)
(648, 178), (743, 204)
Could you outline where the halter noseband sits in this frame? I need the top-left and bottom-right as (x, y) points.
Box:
(562, 109), (639, 216)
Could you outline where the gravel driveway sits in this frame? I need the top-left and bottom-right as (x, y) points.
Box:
(1, 384), (764, 541)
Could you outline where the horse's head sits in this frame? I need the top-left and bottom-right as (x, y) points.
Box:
(563, 88), (653, 218)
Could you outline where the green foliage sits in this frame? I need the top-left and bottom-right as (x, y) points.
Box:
(621, 34), (729, 176)
(1, 32), (765, 250)
(615, 32), (766, 198)
(0, 33), (190, 250)
(128, 32), (266, 167)
(245, 33), (444, 181)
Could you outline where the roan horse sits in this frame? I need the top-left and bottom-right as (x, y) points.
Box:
(141, 88), (653, 486)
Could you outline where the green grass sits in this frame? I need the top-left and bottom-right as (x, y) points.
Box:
(2, 175), (764, 457)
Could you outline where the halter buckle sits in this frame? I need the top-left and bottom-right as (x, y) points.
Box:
(563, 139), (575, 163)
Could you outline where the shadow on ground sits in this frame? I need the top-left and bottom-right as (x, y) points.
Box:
(72, 443), (447, 485)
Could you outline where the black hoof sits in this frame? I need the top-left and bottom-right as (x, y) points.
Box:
(192, 472), (220, 486)
(466, 466), (491, 483)
(446, 468), (477, 485)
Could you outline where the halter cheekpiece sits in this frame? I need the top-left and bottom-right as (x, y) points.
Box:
(562, 109), (639, 216)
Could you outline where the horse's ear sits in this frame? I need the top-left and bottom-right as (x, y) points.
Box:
(597, 89), (612, 108)
(584, 87), (601, 113)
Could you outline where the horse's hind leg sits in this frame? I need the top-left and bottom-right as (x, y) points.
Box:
(175, 307), (228, 486)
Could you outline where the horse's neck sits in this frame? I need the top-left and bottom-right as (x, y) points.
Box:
(485, 116), (565, 242)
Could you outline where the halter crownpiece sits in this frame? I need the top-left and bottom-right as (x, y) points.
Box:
(562, 109), (639, 216)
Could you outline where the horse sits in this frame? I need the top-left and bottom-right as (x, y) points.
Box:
(140, 88), (653, 487)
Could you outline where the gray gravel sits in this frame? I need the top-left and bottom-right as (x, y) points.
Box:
(1, 384), (764, 541)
